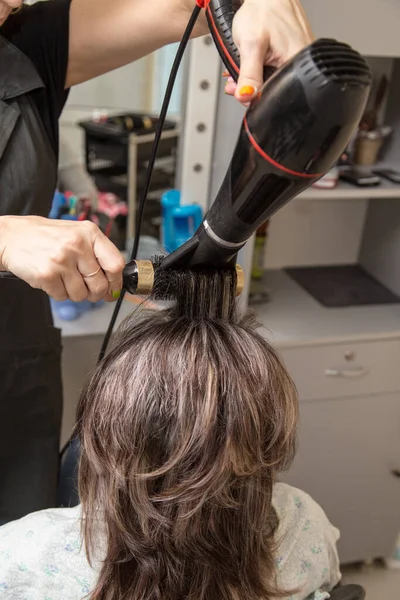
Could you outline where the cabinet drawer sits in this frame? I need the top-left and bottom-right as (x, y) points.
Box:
(279, 339), (400, 401)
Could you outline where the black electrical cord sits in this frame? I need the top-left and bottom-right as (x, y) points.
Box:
(97, 5), (202, 362)
(60, 5), (203, 461)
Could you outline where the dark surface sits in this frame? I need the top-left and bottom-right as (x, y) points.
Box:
(330, 584), (366, 600)
(286, 264), (400, 308)
(1, 0), (72, 153)
(0, 1), (70, 523)
(58, 436), (80, 508)
(79, 113), (176, 142)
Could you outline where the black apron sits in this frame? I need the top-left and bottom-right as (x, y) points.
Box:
(0, 34), (63, 524)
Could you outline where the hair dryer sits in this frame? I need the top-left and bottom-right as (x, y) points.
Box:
(161, 35), (371, 269)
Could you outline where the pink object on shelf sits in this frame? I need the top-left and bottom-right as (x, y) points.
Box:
(97, 193), (128, 219)
(312, 167), (339, 190)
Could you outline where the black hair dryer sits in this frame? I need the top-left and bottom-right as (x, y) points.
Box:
(162, 3), (372, 269)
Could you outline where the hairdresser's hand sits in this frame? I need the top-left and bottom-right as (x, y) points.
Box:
(225, 0), (314, 103)
(0, 0), (22, 27)
(0, 216), (125, 303)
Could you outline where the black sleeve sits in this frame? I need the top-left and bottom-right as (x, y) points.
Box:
(3, 0), (72, 119)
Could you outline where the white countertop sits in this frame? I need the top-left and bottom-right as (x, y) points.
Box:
(255, 270), (400, 348)
(301, 179), (400, 201)
(52, 299), (135, 338)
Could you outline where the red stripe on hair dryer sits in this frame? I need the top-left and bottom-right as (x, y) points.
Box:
(161, 7), (372, 269)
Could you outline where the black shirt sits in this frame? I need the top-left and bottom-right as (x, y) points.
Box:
(1, 0), (72, 154)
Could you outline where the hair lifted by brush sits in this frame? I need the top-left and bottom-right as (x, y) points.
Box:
(77, 265), (298, 600)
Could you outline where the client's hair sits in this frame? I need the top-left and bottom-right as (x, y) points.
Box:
(77, 266), (298, 600)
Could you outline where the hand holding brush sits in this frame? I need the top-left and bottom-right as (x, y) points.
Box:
(0, 215), (124, 303)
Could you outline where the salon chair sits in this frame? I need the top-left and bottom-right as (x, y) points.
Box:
(58, 439), (366, 600)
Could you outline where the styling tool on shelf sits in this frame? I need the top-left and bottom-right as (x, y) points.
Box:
(339, 168), (382, 188)
(248, 220), (271, 306)
(251, 221), (269, 281)
(359, 74), (389, 132)
(373, 168), (400, 184)
(355, 74), (392, 165)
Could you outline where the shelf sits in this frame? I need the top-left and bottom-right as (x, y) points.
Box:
(300, 180), (400, 200)
(255, 270), (400, 347)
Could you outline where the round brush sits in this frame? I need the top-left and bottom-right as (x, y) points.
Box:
(0, 259), (245, 298)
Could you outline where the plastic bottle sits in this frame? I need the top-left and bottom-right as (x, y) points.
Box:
(49, 190), (67, 220)
(251, 220), (269, 280)
(171, 205), (203, 251)
(161, 190), (181, 253)
(386, 532), (400, 569)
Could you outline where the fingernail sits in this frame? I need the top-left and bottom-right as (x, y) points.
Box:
(239, 85), (255, 97)
(222, 70), (229, 77)
(112, 290), (121, 300)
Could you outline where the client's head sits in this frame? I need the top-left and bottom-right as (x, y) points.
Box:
(77, 266), (298, 600)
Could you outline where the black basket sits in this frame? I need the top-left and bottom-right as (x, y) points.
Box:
(79, 113), (178, 174)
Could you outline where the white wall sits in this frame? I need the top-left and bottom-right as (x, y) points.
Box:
(61, 46), (185, 163)
(151, 43), (184, 116)
(302, 0), (400, 58)
(264, 198), (369, 269)
(60, 56), (153, 162)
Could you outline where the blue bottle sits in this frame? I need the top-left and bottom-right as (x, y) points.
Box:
(49, 191), (99, 321)
(171, 205), (203, 251)
(49, 190), (67, 220)
(161, 189), (181, 253)
(50, 298), (104, 322)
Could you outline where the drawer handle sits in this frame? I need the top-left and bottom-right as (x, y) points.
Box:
(324, 367), (368, 378)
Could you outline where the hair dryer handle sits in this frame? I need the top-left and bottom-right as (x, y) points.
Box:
(206, 0), (276, 83)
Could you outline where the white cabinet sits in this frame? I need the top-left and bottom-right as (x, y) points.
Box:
(302, 0), (400, 57)
(279, 342), (400, 564)
(281, 339), (400, 402)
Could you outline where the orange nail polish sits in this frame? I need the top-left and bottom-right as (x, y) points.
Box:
(222, 70), (230, 77)
(239, 85), (255, 97)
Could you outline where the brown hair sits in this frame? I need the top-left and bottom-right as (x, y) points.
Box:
(77, 267), (298, 600)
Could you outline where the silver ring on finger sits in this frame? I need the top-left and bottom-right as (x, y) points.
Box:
(82, 266), (102, 278)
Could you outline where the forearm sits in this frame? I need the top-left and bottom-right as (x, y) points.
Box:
(0, 216), (8, 271)
(67, 0), (207, 87)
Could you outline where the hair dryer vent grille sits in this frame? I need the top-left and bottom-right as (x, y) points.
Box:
(311, 39), (371, 85)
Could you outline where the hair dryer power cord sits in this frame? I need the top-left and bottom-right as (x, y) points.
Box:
(98, 4), (202, 361)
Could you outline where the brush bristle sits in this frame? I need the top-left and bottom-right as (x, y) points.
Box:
(150, 256), (238, 320)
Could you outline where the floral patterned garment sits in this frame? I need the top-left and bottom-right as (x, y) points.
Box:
(0, 483), (341, 600)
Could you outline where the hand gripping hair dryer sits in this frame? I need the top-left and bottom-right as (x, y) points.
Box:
(161, 38), (372, 270)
